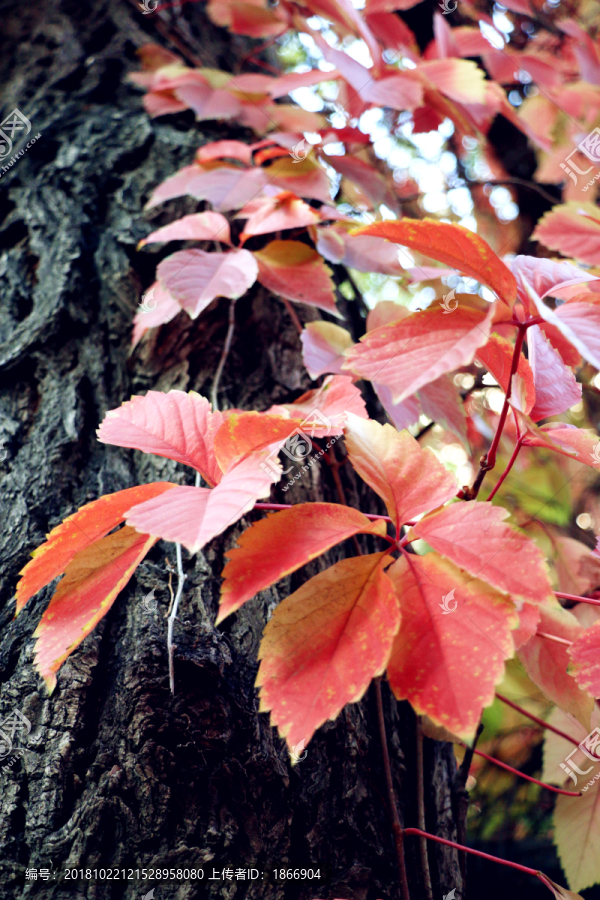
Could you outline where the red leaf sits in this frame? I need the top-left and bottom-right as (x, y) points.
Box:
(476, 332), (535, 415)
(256, 553), (399, 750)
(15, 483), (175, 613)
(196, 140), (256, 165)
(97, 390), (225, 486)
(519, 605), (594, 729)
(253, 240), (340, 316)
(412, 501), (554, 604)
(33, 527), (158, 693)
(533, 202), (600, 266)
(125, 451), (279, 554)
(157, 248), (258, 318)
(353, 218), (517, 306)
(344, 414), (457, 529)
(139, 211), (232, 247)
(218, 503), (387, 622)
(266, 156), (332, 205)
(527, 324), (581, 421)
(386, 552), (518, 741)
(343, 299), (495, 404)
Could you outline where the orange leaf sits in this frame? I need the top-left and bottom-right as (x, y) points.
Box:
(33, 526), (158, 693)
(16, 483), (175, 614)
(344, 414), (457, 529)
(352, 218), (517, 306)
(218, 503), (387, 622)
(256, 552), (400, 751)
(253, 240), (340, 317)
(213, 411), (311, 472)
(386, 552), (518, 741)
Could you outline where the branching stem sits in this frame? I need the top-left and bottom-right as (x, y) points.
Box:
(168, 542), (186, 695)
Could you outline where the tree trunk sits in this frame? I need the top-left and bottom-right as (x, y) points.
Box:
(0, 2), (464, 898)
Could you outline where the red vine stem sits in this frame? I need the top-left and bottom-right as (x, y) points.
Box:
(496, 693), (580, 747)
(537, 631), (572, 646)
(486, 323), (527, 471)
(556, 591), (600, 607)
(468, 746), (581, 796)
(402, 827), (563, 893)
(486, 437), (524, 502)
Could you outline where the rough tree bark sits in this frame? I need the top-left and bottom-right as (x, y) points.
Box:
(0, 2), (464, 898)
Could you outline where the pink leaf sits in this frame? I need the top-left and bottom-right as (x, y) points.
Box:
(301, 321), (354, 379)
(527, 325), (582, 421)
(125, 451), (279, 554)
(146, 164), (269, 211)
(268, 375), (368, 433)
(97, 390), (224, 486)
(533, 202), (600, 266)
(511, 255), (599, 307)
(315, 223), (405, 275)
(238, 192), (321, 240)
(343, 299), (495, 404)
(132, 281), (182, 347)
(157, 249), (258, 318)
(139, 211), (231, 247)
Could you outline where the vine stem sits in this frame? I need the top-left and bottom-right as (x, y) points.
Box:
(374, 678), (411, 900)
(468, 746), (581, 796)
(402, 828), (564, 894)
(486, 437), (524, 502)
(168, 542), (186, 695)
(556, 591), (600, 607)
(495, 693), (581, 747)
(465, 323), (527, 501)
(210, 297), (236, 412)
(416, 718), (433, 900)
